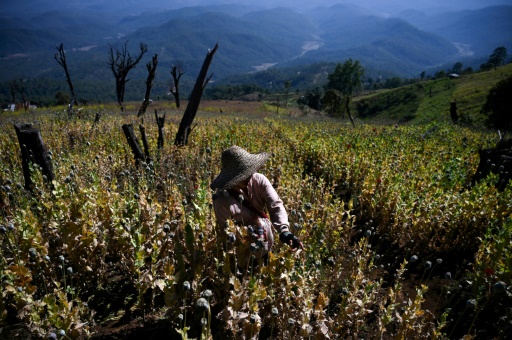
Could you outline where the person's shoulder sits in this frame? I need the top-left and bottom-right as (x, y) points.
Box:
(253, 172), (270, 181)
(252, 172), (272, 186)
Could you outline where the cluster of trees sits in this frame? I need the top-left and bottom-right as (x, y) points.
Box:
(204, 84), (269, 100)
(7, 79), (29, 111)
(480, 47), (508, 71)
(298, 58), (365, 126)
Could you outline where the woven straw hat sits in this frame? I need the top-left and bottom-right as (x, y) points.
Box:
(210, 145), (270, 190)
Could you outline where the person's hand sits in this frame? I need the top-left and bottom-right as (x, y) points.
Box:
(279, 231), (304, 251)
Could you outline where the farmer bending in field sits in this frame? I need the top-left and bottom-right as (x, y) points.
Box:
(210, 145), (303, 267)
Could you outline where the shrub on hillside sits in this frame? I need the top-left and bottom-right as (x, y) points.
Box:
(482, 76), (512, 133)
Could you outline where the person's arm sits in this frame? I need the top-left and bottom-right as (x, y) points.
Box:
(254, 173), (289, 233)
(254, 174), (304, 250)
(212, 190), (233, 225)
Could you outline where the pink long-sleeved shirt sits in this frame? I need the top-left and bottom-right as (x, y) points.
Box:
(213, 173), (289, 234)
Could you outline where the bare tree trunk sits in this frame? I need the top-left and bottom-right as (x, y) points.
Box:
(170, 64), (184, 108)
(14, 124), (54, 191)
(138, 54), (158, 118)
(18, 79), (28, 112)
(155, 109), (166, 149)
(345, 97), (355, 127)
(122, 124), (145, 166)
(139, 123), (151, 163)
(175, 43), (218, 146)
(54, 43), (77, 108)
(9, 79), (17, 104)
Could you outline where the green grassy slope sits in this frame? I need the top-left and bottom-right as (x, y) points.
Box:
(354, 63), (512, 126)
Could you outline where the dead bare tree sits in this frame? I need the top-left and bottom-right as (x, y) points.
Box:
(175, 43), (218, 146)
(9, 79), (18, 104)
(54, 43), (77, 107)
(108, 41), (148, 112)
(137, 54), (158, 118)
(170, 64), (184, 108)
(155, 109), (166, 149)
(18, 79), (28, 112)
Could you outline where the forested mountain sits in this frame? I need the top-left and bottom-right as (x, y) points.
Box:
(397, 5), (512, 57)
(0, 3), (510, 105)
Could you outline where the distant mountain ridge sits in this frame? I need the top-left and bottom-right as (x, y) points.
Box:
(396, 5), (512, 57)
(0, 3), (510, 104)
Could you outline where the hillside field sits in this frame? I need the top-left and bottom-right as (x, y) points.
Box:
(0, 99), (510, 339)
(353, 63), (512, 126)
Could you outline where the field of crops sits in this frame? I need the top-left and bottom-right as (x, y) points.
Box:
(0, 104), (511, 339)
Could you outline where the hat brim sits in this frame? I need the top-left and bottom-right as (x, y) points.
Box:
(210, 152), (270, 190)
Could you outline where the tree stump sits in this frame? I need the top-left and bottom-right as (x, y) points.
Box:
(13, 124), (54, 191)
(450, 101), (458, 123)
(122, 124), (145, 166)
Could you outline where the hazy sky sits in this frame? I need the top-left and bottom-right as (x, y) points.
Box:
(2, 0), (512, 17)
(236, 0), (512, 12)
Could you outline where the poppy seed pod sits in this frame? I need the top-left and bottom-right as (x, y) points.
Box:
(493, 281), (507, 294)
(250, 243), (259, 252)
(196, 297), (210, 311)
(466, 299), (476, 309)
(29, 248), (37, 258)
(228, 232), (236, 243)
(201, 289), (213, 299)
